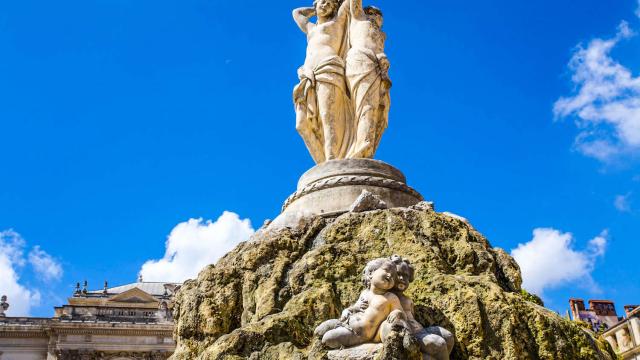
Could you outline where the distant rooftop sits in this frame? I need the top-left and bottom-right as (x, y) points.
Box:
(87, 282), (181, 297)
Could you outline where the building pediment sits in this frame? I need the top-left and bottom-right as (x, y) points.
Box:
(108, 288), (158, 304)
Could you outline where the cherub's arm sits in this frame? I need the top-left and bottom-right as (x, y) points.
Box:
(340, 291), (369, 321)
(292, 7), (316, 34)
(350, 0), (365, 20)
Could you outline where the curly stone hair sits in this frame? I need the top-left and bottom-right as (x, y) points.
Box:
(362, 258), (391, 288)
(364, 5), (383, 18)
(389, 254), (415, 282)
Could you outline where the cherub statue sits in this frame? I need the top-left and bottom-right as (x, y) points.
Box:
(390, 255), (454, 360)
(314, 258), (407, 348)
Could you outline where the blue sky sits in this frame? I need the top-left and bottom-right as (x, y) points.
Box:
(0, 0), (639, 317)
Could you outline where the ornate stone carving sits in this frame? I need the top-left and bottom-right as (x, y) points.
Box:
(292, 0), (391, 163)
(0, 296), (9, 317)
(314, 256), (454, 359)
(282, 175), (423, 211)
(55, 350), (171, 360)
(315, 258), (407, 348)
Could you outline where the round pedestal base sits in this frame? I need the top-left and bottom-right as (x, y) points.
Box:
(270, 159), (423, 229)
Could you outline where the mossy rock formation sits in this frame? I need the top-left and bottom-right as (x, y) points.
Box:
(170, 204), (615, 359)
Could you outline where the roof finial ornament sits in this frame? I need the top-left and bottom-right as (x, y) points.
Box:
(0, 295), (9, 317)
(82, 280), (88, 295)
(103, 280), (108, 295)
(138, 274), (143, 283)
(74, 282), (81, 296)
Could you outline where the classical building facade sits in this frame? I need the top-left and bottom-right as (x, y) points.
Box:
(604, 306), (640, 360)
(0, 281), (179, 360)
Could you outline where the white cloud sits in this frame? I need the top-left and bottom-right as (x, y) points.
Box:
(0, 230), (42, 316)
(28, 246), (63, 281)
(140, 212), (255, 283)
(554, 21), (640, 162)
(511, 228), (608, 296)
(614, 193), (632, 212)
(636, 0), (640, 18)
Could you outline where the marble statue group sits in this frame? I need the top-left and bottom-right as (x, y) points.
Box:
(293, 0), (391, 163)
(315, 255), (455, 360)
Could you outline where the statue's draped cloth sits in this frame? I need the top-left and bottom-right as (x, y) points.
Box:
(294, 56), (355, 163)
(346, 47), (391, 158)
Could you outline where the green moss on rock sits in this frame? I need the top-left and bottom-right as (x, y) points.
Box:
(170, 206), (616, 360)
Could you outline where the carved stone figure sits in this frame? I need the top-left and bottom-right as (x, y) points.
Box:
(390, 255), (454, 360)
(314, 258), (407, 348)
(293, 0), (355, 163)
(346, 0), (391, 159)
(0, 295), (8, 317)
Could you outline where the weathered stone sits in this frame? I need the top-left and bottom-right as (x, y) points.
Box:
(327, 343), (382, 360)
(170, 206), (617, 360)
(349, 190), (388, 213)
(271, 159), (421, 229)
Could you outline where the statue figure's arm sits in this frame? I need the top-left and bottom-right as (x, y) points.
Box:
(350, 0), (365, 20)
(336, 0), (351, 23)
(292, 7), (316, 34)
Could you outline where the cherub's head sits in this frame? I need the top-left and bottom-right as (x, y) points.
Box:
(364, 6), (383, 29)
(314, 0), (340, 19)
(390, 255), (415, 293)
(363, 258), (397, 292)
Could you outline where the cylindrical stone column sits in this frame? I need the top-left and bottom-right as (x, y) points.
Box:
(631, 318), (640, 347)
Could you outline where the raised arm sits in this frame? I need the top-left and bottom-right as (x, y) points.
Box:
(349, 0), (365, 20)
(292, 7), (316, 34)
(336, 0), (352, 23)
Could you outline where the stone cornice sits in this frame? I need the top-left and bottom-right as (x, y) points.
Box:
(0, 321), (173, 338)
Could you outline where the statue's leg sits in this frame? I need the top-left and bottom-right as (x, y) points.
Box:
(314, 319), (342, 338)
(321, 327), (365, 349)
(348, 73), (381, 159)
(425, 326), (454, 355)
(296, 103), (325, 164)
(415, 328), (449, 360)
(316, 82), (344, 161)
(351, 103), (377, 158)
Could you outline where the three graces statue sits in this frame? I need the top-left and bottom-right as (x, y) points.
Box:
(293, 0), (391, 163)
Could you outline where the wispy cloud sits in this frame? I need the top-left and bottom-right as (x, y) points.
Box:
(140, 212), (255, 283)
(512, 228), (608, 296)
(0, 230), (43, 316)
(554, 21), (640, 163)
(614, 193), (633, 212)
(28, 246), (63, 281)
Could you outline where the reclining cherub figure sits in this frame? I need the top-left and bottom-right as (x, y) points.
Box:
(314, 258), (407, 349)
(390, 255), (454, 360)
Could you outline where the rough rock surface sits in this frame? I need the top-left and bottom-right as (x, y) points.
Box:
(170, 204), (615, 360)
(349, 190), (389, 213)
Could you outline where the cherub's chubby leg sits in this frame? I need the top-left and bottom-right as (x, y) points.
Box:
(321, 327), (367, 349)
(425, 326), (454, 354)
(314, 319), (342, 338)
(417, 330), (449, 360)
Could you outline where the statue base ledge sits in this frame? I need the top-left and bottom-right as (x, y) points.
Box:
(269, 159), (423, 229)
(327, 343), (382, 360)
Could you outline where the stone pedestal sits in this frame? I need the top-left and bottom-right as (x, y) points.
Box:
(270, 159), (423, 228)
